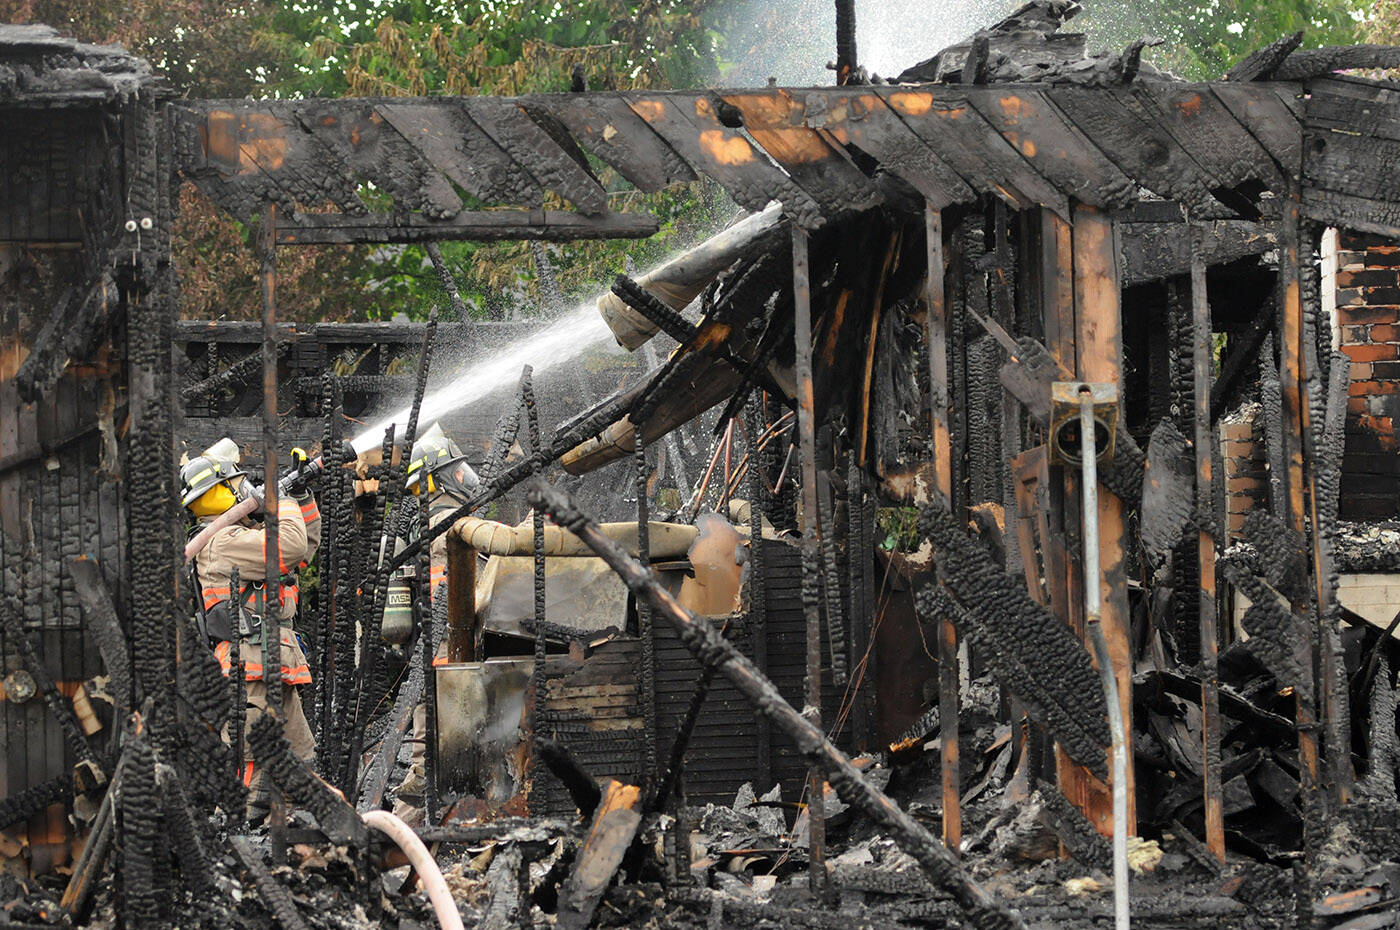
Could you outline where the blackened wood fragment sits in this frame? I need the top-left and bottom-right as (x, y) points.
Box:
(248, 711), (367, 847)
(228, 835), (310, 930)
(462, 98), (607, 215)
(547, 94), (697, 193)
(1225, 31), (1304, 82)
(535, 737), (603, 819)
(1276, 45), (1400, 81)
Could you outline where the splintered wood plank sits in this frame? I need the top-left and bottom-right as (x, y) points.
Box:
(880, 87), (1068, 215)
(376, 101), (542, 207)
(807, 89), (974, 209)
(965, 87), (1136, 210)
(1133, 84), (1282, 193)
(1045, 87), (1221, 216)
(461, 97), (608, 215)
(557, 780), (643, 930)
(548, 93), (696, 192)
(719, 90), (883, 216)
(1210, 84), (1304, 178)
(626, 93), (825, 229)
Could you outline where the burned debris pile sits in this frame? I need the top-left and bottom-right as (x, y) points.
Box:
(16, 3), (1400, 929)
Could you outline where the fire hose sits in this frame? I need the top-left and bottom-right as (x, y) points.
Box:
(362, 810), (464, 930)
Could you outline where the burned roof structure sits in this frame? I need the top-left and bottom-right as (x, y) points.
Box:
(12, 2), (1400, 928)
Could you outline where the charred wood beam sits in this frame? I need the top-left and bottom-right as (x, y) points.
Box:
(535, 737), (603, 819)
(158, 765), (216, 897)
(14, 272), (115, 403)
(1, 598), (102, 772)
(182, 342), (288, 402)
(1275, 44), (1400, 80)
(70, 556), (132, 732)
(834, 0), (859, 85)
(0, 776), (72, 832)
(248, 712), (368, 847)
(357, 664), (423, 812)
(387, 390), (636, 572)
(1225, 31), (1303, 81)
(229, 835), (310, 930)
(425, 242), (469, 320)
(271, 210), (658, 246)
(611, 275), (699, 345)
(557, 781), (643, 930)
(528, 482), (1024, 930)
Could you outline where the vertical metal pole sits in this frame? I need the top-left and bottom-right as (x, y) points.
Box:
(1190, 223), (1226, 860)
(792, 228), (826, 897)
(1078, 392), (1129, 930)
(924, 204), (960, 854)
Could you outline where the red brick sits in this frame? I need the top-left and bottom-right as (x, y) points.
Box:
(1336, 288), (1367, 307)
(1342, 343), (1399, 362)
(1349, 396), (1369, 415)
(1343, 324), (1372, 343)
(1223, 423), (1253, 440)
(1336, 304), (1400, 325)
(1339, 268), (1400, 288)
(1374, 360), (1400, 378)
(1349, 380), (1400, 396)
(1372, 323), (1400, 342)
(1352, 361), (1374, 382)
(1228, 513), (1247, 532)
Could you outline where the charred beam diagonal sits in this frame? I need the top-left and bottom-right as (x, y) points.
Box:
(387, 391), (635, 572)
(611, 275), (699, 345)
(229, 835), (311, 930)
(0, 599), (102, 772)
(528, 482), (1024, 930)
(249, 712), (368, 846)
(182, 343), (289, 402)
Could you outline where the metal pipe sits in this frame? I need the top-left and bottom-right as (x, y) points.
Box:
(1078, 390), (1128, 930)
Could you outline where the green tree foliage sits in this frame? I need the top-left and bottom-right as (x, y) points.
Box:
(1077, 0), (1367, 80)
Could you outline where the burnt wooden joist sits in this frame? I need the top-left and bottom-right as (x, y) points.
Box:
(174, 80), (1344, 238)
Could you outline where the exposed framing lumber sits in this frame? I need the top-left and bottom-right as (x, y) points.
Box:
(1190, 221), (1226, 861)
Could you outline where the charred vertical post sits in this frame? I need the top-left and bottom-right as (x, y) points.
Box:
(524, 368), (547, 734)
(924, 204), (961, 854)
(749, 397), (772, 789)
(834, 0), (858, 85)
(1190, 222), (1226, 861)
(635, 423), (658, 782)
(1277, 187), (1321, 847)
(1071, 203), (1134, 835)
(417, 466), (438, 822)
(258, 202), (285, 862)
(259, 204), (282, 719)
(792, 227), (826, 896)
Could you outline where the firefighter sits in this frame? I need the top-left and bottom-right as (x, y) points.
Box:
(180, 438), (322, 810)
(392, 423), (479, 823)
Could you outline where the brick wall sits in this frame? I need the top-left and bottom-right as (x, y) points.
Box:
(1221, 405), (1266, 540)
(1336, 230), (1400, 520)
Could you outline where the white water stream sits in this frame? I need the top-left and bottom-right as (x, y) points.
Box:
(349, 300), (618, 453)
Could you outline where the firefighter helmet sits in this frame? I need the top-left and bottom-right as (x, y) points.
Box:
(405, 423), (479, 497)
(180, 438), (246, 515)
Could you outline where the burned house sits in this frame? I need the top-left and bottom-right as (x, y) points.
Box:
(12, 3), (1400, 928)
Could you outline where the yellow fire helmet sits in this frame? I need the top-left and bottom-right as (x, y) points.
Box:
(405, 423), (479, 497)
(180, 438), (245, 517)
